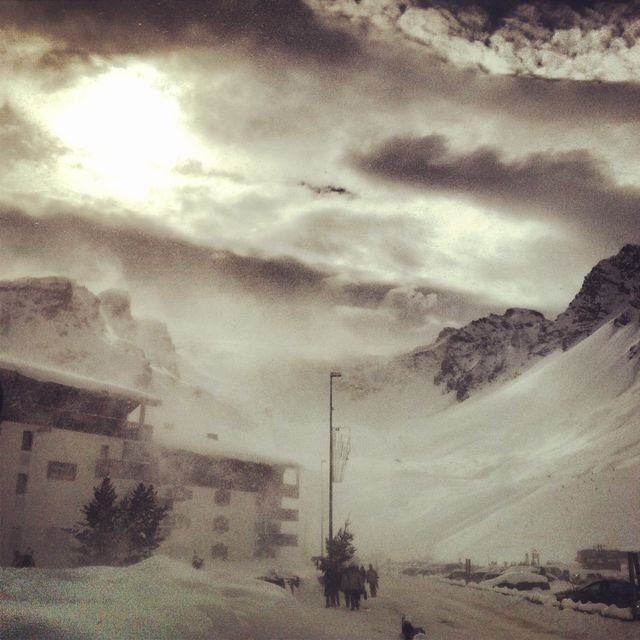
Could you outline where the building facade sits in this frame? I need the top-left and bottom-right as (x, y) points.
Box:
(0, 360), (300, 567)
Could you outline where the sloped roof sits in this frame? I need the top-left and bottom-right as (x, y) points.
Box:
(0, 353), (160, 406)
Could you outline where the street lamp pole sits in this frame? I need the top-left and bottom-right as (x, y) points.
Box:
(320, 459), (326, 556)
(329, 371), (341, 549)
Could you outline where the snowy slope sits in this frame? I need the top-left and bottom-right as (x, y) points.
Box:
(338, 309), (640, 562)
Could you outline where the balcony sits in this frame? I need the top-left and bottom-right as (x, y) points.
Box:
(256, 533), (298, 547)
(269, 508), (298, 522)
(280, 484), (299, 498)
(95, 458), (153, 482)
(121, 422), (154, 441)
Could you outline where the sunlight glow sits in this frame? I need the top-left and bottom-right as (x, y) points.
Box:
(43, 65), (194, 201)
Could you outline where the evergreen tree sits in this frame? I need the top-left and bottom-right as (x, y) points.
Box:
(325, 520), (356, 567)
(120, 483), (168, 564)
(71, 479), (169, 566)
(73, 477), (122, 565)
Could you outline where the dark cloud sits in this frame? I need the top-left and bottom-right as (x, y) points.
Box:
(0, 206), (501, 327)
(353, 135), (640, 244)
(411, 1), (640, 33)
(0, 207), (328, 300)
(299, 182), (355, 197)
(483, 75), (640, 125)
(0, 0), (358, 64)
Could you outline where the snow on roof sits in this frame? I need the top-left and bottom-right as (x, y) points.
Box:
(156, 427), (300, 468)
(0, 353), (160, 406)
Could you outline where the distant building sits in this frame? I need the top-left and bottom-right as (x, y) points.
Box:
(576, 546), (626, 571)
(0, 358), (300, 567)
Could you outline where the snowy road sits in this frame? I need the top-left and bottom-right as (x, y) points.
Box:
(293, 575), (638, 640)
(1, 559), (637, 639)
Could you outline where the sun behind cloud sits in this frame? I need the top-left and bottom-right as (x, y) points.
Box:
(39, 63), (195, 203)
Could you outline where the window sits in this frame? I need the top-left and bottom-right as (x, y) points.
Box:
(100, 445), (109, 458)
(213, 515), (229, 533)
(214, 488), (230, 505)
(255, 521), (278, 535)
(16, 473), (28, 494)
(211, 543), (228, 560)
(21, 430), (33, 452)
(47, 461), (77, 481)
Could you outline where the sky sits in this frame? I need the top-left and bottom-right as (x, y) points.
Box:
(1, 1), (640, 375)
(3, 0), (640, 565)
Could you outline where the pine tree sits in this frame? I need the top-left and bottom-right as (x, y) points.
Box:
(73, 477), (122, 565)
(120, 483), (168, 564)
(325, 520), (356, 567)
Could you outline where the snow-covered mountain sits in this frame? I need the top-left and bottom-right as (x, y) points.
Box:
(0, 277), (155, 389)
(329, 245), (640, 561)
(347, 244), (640, 403)
(341, 303), (640, 561)
(0, 276), (262, 456)
(553, 243), (640, 349)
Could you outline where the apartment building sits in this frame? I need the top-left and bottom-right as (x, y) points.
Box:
(0, 358), (300, 567)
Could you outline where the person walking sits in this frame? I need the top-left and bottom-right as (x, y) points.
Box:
(323, 559), (340, 608)
(366, 564), (379, 597)
(359, 565), (368, 600)
(341, 566), (351, 609)
(348, 565), (364, 610)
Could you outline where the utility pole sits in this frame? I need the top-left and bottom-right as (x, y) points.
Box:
(320, 459), (326, 556)
(329, 371), (341, 548)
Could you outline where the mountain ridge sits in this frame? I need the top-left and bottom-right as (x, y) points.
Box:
(346, 244), (640, 402)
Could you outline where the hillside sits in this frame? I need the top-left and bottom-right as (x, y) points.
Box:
(338, 307), (640, 561)
(345, 244), (640, 404)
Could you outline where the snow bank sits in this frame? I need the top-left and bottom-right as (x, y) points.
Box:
(440, 576), (636, 621)
(0, 555), (320, 640)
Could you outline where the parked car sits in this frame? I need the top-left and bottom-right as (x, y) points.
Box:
(483, 570), (551, 591)
(555, 579), (637, 608)
(445, 570), (469, 581)
(468, 571), (488, 583)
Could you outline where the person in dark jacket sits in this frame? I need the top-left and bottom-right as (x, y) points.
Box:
(359, 565), (368, 600)
(366, 564), (379, 597)
(323, 560), (340, 608)
(344, 565), (364, 610)
(340, 566), (351, 609)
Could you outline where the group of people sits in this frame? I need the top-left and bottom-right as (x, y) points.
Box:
(322, 561), (379, 611)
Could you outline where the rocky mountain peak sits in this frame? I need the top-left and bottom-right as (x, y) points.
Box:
(407, 307), (553, 401)
(554, 243), (640, 349)
(350, 245), (640, 404)
(0, 276), (151, 388)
